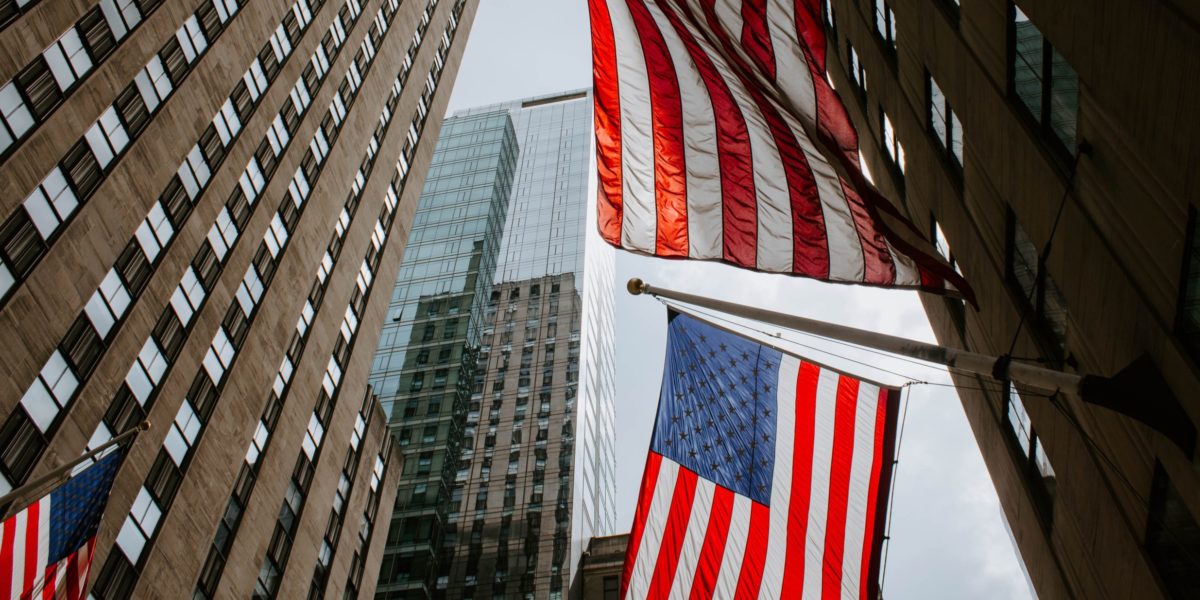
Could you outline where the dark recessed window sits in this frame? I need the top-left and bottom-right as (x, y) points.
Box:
(1010, 4), (1078, 155)
(1145, 464), (1200, 597)
(931, 215), (966, 333)
(928, 73), (963, 170)
(1002, 382), (1055, 526)
(1006, 210), (1069, 359)
(873, 0), (896, 52)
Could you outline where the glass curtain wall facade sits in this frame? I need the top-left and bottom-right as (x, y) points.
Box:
(447, 89), (617, 599)
(371, 109), (518, 599)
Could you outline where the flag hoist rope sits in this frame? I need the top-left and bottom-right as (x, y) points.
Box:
(628, 278), (1084, 394)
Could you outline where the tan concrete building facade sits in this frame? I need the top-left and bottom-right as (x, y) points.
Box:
(822, 0), (1199, 598)
(577, 534), (627, 600)
(0, 0), (481, 596)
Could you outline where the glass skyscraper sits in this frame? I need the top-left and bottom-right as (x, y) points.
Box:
(372, 89), (616, 600)
(370, 109), (518, 599)
(448, 89), (617, 599)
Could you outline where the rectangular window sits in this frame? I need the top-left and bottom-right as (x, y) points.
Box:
(43, 29), (93, 91)
(0, 81), (35, 153)
(1145, 464), (1200, 597)
(125, 338), (167, 404)
(1006, 211), (1068, 357)
(84, 106), (129, 168)
(134, 55), (172, 112)
(203, 328), (235, 384)
(873, 0), (896, 51)
(20, 350), (78, 431)
(86, 268), (132, 337)
(134, 201), (174, 263)
(169, 266), (205, 325)
(1179, 209), (1200, 363)
(1010, 5), (1078, 155)
(881, 110), (905, 175)
(23, 167), (78, 240)
(847, 43), (866, 96)
(1002, 382), (1055, 524)
(100, 0), (142, 40)
(928, 73), (963, 168)
(175, 15), (208, 63)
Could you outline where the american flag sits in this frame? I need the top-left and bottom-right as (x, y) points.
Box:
(0, 451), (121, 600)
(623, 312), (898, 599)
(590, 0), (973, 303)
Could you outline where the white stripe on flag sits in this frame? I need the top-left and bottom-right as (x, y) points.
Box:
(840, 383), (882, 598)
(668, 477), (716, 599)
(609, 0), (657, 253)
(36, 497), (50, 597)
(12, 502), (28, 598)
(643, 0), (724, 259)
(757, 355), (800, 598)
(713, 493), (753, 599)
(626, 459), (681, 598)
(680, 0), (794, 272)
(712, 0), (743, 41)
(801, 367), (842, 599)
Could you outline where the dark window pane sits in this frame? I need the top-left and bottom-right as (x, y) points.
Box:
(1, 210), (47, 278)
(1146, 465), (1200, 598)
(1049, 48), (1078, 154)
(61, 140), (103, 199)
(78, 7), (117, 62)
(1013, 9), (1044, 119)
(18, 58), (63, 120)
(0, 408), (46, 484)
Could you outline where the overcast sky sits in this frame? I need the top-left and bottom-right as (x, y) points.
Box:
(446, 1), (1035, 598)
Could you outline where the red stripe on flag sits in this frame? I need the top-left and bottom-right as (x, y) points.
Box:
(740, 0), (776, 79)
(1, 509), (16, 598)
(781, 361), (821, 595)
(838, 181), (896, 284)
(648, 468), (699, 596)
(41, 561), (57, 600)
(589, 0), (624, 245)
(692, 0), (831, 278)
(65, 545), (81, 600)
(863, 389), (899, 600)
(626, 0), (690, 256)
(24, 500), (39, 595)
(622, 452), (664, 598)
(655, 0), (757, 267)
(733, 501), (770, 599)
(688, 486), (735, 600)
(821, 375), (861, 600)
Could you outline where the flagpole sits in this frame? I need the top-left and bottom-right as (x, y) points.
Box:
(627, 278), (1196, 454)
(0, 421), (150, 520)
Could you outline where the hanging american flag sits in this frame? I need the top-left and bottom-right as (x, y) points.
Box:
(623, 312), (898, 599)
(0, 451), (122, 600)
(590, 0), (974, 303)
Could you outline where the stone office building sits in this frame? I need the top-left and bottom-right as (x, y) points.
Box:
(0, 0), (481, 596)
(822, 0), (1200, 598)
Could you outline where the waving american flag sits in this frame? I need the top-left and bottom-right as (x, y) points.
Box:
(0, 451), (121, 600)
(590, 0), (973, 303)
(622, 312), (898, 599)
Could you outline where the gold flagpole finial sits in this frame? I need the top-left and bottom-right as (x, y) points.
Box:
(626, 278), (646, 296)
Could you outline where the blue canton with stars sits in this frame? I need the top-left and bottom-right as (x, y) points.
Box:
(48, 451), (122, 564)
(651, 312), (782, 506)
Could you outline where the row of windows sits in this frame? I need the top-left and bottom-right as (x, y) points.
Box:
(0, 0), (337, 494)
(95, 0), (432, 592)
(0, 0), (200, 159)
(200, 1), (461, 590)
(0, 0), (250, 306)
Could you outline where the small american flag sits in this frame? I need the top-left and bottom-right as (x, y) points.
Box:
(590, 0), (973, 303)
(623, 312), (898, 599)
(0, 451), (121, 600)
